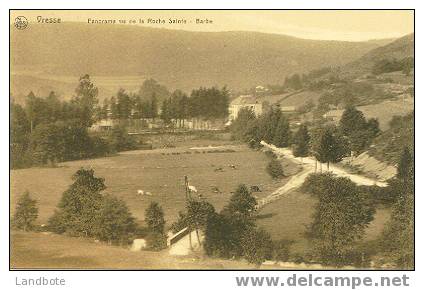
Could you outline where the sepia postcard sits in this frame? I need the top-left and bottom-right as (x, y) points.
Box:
(9, 9), (414, 270)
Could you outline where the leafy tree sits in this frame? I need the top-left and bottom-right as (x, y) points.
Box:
(204, 184), (276, 264)
(160, 98), (172, 124)
(107, 125), (137, 152)
(11, 102), (32, 168)
(241, 228), (273, 266)
(225, 184), (257, 217)
(25, 91), (48, 132)
(189, 87), (229, 120)
(292, 124), (310, 161)
(204, 212), (235, 258)
(303, 173), (375, 266)
(138, 78), (170, 103)
(266, 159), (284, 179)
(284, 74), (303, 90)
(13, 191), (38, 231)
(150, 93), (158, 120)
(186, 199), (216, 245)
(145, 202), (165, 234)
(72, 74), (99, 127)
(313, 126), (349, 170)
(272, 239), (293, 262)
(170, 211), (188, 233)
(109, 96), (119, 119)
(339, 105), (367, 136)
(116, 88), (132, 119)
(259, 107), (281, 144)
(339, 106), (380, 154)
(230, 107), (257, 141)
(48, 169), (105, 236)
(366, 118), (381, 137)
(94, 195), (136, 244)
(380, 191), (414, 269)
(380, 151), (413, 268)
(272, 114), (291, 147)
(29, 122), (62, 165)
(397, 147), (413, 181)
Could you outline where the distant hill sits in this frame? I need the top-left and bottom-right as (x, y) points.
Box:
(11, 23), (390, 101)
(350, 33), (414, 71)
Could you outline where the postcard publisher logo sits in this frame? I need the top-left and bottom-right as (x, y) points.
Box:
(14, 16), (28, 30)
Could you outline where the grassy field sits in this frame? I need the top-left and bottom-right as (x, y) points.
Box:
(327, 96), (413, 131)
(10, 230), (260, 269)
(256, 190), (391, 255)
(11, 140), (293, 227)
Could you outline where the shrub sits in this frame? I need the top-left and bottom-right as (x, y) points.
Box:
(13, 191), (38, 231)
(272, 240), (293, 262)
(93, 195), (136, 245)
(145, 231), (167, 251)
(241, 228), (273, 266)
(266, 159), (284, 179)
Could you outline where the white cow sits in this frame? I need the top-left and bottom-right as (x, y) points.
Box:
(188, 185), (198, 193)
(137, 190), (152, 196)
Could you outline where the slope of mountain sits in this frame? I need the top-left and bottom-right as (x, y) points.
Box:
(11, 23), (389, 99)
(350, 33), (414, 72)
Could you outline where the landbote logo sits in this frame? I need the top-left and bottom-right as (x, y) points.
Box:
(14, 16), (28, 30)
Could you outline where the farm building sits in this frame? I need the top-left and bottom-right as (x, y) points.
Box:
(167, 227), (204, 256)
(229, 95), (263, 121)
(89, 119), (116, 132)
(280, 106), (296, 113)
(323, 110), (344, 122)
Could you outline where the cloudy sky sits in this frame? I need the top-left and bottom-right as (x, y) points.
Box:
(11, 10), (414, 41)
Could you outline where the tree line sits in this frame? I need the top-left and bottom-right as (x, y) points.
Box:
(230, 104), (381, 170)
(300, 146), (413, 268)
(161, 87), (229, 126)
(11, 75), (138, 169)
(372, 57), (414, 75)
(97, 85), (229, 125)
(11, 75), (230, 169)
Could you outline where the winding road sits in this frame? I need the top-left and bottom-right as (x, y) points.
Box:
(257, 141), (388, 209)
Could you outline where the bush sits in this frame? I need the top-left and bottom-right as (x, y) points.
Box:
(13, 191), (38, 231)
(241, 228), (273, 265)
(272, 240), (293, 262)
(107, 125), (137, 152)
(93, 195), (136, 244)
(266, 159), (284, 179)
(146, 231), (167, 251)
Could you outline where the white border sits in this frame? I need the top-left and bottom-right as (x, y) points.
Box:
(2, 1), (420, 289)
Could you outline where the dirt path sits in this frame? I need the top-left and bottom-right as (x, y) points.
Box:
(257, 141), (388, 209)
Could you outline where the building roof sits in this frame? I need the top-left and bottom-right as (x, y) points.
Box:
(280, 106), (296, 112)
(230, 95), (260, 106)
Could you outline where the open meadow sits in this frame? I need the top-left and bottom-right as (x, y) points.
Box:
(11, 230), (260, 269)
(11, 139), (294, 227)
(256, 189), (391, 256)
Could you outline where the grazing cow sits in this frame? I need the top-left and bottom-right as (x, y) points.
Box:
(250, 185), (261, 192)
(137, 190), (152, 196)
(228, 164), (237, 169)
(214, 167), (224, 172)
(188, 185), (198, 193)
(211, 186), (221, 194)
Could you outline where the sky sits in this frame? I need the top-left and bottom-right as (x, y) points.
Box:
(11, 10), (414, 41)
